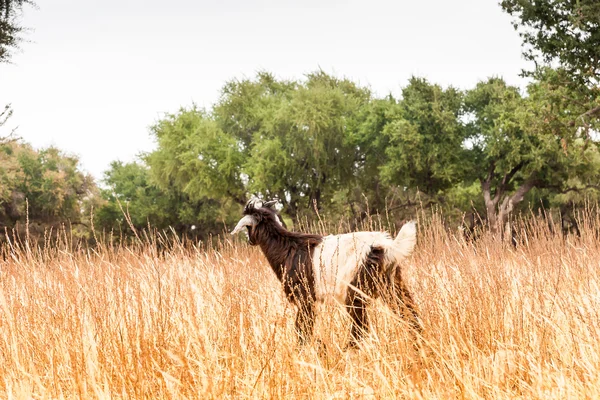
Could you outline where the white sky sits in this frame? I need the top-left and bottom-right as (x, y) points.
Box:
(0, 0), (528, 180)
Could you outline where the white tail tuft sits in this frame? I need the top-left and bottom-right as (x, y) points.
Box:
(387, 221), (417, 264)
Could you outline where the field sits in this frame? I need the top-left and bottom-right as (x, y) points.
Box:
(1, 215), (600, 399)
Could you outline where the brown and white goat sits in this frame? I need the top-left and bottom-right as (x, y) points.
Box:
(231, 197), (421, 348)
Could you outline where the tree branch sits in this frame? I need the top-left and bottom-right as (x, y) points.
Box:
(494, 161), (524, 204)
(0, 104), (20, 144)
(481, 161), (507, 210)
(0, 128), (19, 144)
(541, 183), (600, 194)
(500, 174), (538, 215)
(569, 105), (600, 126)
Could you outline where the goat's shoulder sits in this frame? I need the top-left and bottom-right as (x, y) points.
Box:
(280, 229), (322, 246)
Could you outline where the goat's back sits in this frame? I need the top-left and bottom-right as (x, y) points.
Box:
(312, 230), (410, 303)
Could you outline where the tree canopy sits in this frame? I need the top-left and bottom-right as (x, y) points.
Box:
(0, 140), (95, 242)
(96, 69), (597, 239)
(94, 160), (229, 241)
(0, 0), (33, 63)
(3, 67), (598, 242)
(501, 0), (600, 121)
(501, 0), (600, 84)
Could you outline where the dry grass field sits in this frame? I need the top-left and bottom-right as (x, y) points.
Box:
(1, 213), (600, 399)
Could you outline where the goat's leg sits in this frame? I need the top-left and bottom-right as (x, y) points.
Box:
(346, 291), (369, 348)
(286, 268), (317, 346)
(294, 298), (316, 345)
(387, 268), (422, 337)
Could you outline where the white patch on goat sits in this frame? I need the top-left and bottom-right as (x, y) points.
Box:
(312, 222), (417, 304)
(248, 196), (263, 209)
(274, 214), (283, 227)
(388, 221), (417, 263)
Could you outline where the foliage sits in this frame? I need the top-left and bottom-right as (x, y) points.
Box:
(142, 72), (372, 224)
(146, 108), (246, 205)
(2, 69), (593, 242)
(462, 72), (600, 234)
(380, 78), (467, 211)
(96, 160), (235, 241)
(0, 140), (95, 240)
(0, 0), (34, 63)
(4, 3), (600, 241)
(95, 161), (174, 234)
(501, 0), (600, 143)
(243, 71), (371, 217)
(501, 0), (600, 87)
(346, 96), (397, 214)
(103, 69), (597, 239)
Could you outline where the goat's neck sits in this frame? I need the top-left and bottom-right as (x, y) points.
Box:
(254, 225), (293, 282)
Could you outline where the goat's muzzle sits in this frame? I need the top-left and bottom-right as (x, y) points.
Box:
(231, 215), (257, 235)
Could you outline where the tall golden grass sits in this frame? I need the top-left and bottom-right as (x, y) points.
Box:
(1, 212), (600, 399)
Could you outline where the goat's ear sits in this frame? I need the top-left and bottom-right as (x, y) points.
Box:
(263, 200), (278, 209)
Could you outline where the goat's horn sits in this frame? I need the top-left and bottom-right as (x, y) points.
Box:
(263, 200), (278, 209)
(248, 197), (263, 209)
(231, 215), (257, 235)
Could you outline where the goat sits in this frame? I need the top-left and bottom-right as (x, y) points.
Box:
(231, 197), (421, 348)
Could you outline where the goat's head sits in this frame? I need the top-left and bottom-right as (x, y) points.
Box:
(231, 197), (284, 245)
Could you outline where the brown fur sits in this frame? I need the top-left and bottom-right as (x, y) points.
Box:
(241, 203), (421, 348)
(244, 206), (322, 344)
(346, 245), (422, 347)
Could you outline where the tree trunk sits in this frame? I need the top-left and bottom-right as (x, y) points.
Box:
(481, 174), (537, 241)
(481, 174), (500, 237)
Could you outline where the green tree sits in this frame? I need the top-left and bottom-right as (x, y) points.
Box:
(96, 160), (233, 241)
(145, 106), (246, 207)
(343, 95), (398, 221)
(213, 71), (297, 149)
(464, 73), (600, 236)
(0, 140), (95, 240)
(0, 0), (34, 63)
(126, 70), (599, 237)
(243, 71), (371, 218)
(501, 0), (600, 120)
(145, 71), (372, 224)
(379, 78), (467, 213)
(96, 161), (174, 234)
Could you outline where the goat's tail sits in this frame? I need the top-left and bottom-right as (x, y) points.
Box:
(387, 221), (417, 264)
